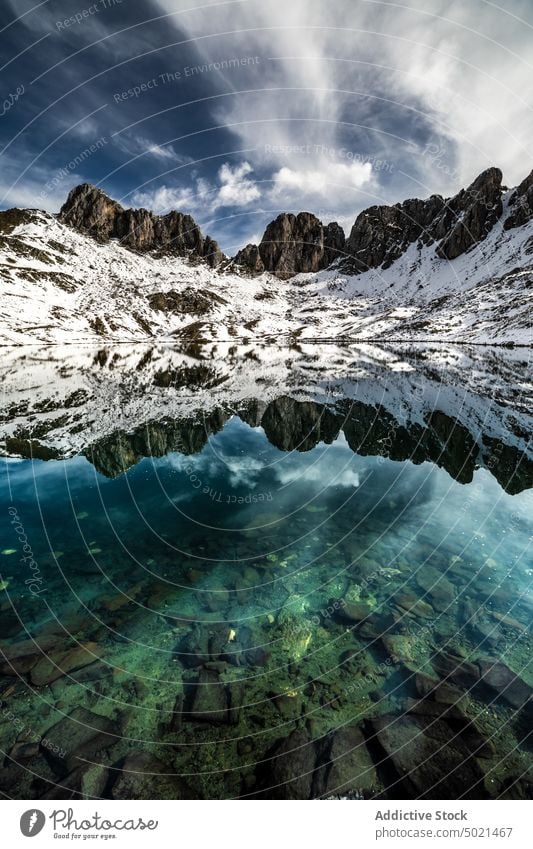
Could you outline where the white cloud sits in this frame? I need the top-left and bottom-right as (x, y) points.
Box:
(216, 161), (261, 207)
(131, 160), (262, 217)
(155, 0), (533, 203)
(274, 446), (361, 490)
(269, 160), (374, 219)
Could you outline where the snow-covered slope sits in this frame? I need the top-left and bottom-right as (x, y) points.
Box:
(0, 194), (531, 346)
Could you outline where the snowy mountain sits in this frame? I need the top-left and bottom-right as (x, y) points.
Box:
(0, 168), (532, 346)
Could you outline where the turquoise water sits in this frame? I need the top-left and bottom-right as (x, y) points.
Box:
(0, 372), (532, 799)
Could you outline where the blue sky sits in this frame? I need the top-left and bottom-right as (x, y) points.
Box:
(1, 0), (532, 253)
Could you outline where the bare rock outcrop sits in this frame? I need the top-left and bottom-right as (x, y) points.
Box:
(234, 212), (346, 278)
(59, 183), (223, 267)
(233, 243), (265, 274)
(434, 167), (503, 259)
(504, 168), (533, 229)
(346, 194), (445, 272)
(346, 167), (504, 271)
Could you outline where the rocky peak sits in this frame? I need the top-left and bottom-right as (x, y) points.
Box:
(59, 183), (223, 267)
(234, 212), (346, 278)
(434, 167), (503, 259)
(345, 167), (504, 272)
(504, 168), (533, 230)
(346, 194), (445, 272)
(233, 243), (265, 275)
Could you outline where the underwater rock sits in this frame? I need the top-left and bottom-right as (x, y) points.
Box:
(0, 637), (59, 676)
(260, 729), (316, 799)
(277, 608), (313, 660)
(333, 600), (374, 624)
(415, 569), (456, 611)
(495, 773), (533, 800)
(110, 751), (193, 800)
(434, 651), (532, 709)
(414, 673), (465, 705)
(184, 668), (233, 724)
(477, 657), (532, 709)
(366, 714), (487, 799)
(393, 592), (435, 620)
(39, 762), (109, 800)
(432, 649), (481, 689)
(313, 726), (377, 798)
(169, 693), (184, 731)
(465, 611), (502, 651)
(201, 589), (230, 612)
(358, 611), (398, 640)
(381, 634), (419, 666)
(270, 690), (302, 718)
(30, 642), (102, 686)
(174, 626), (210, 667)
(69, 660), (114, 684)
(186, 668), (228, 722)
(7, 740), (40, 765)
(41, 707), (121, 776)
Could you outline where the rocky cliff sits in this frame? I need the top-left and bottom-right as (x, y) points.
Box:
(234, 212), (346, 277)
(233, 167), (514, 278)
(59, 168), (533, 281)
(504, 168), (533, 230)
(346, 167), (504, 272)
(59, 183), (223, 267)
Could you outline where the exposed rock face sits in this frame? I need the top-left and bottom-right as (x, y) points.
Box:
(504, 168), (533, 229)
(323, 221), (346, 266)
(59, 183), (223, 266)
(435, 167), (503, 259)
(346, 195), (445, 271)
(346, 167), (504, 270)
(233, 243), (265, 274)
(235, 212), (346, 278)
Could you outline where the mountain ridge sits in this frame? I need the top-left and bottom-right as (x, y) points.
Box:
(0, 166), (532, 346)
(56, 166), (533, 280)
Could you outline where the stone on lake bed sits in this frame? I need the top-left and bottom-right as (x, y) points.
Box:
(30, 641), (103, 686)
(183, 668), (242, 724)
(260, 729), (316, 799)
(332, 599), (374, 624)
(110, 751), (193, 800)
(0, 635), (63, 676)
(314, 726), (377, 798)
(41, 706), (122, 775)
(365, 713), (487, 799)
(393, 592), (435, 619)
(477, 657), (532, 708)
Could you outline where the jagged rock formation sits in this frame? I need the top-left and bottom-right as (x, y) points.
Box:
(504, 168), (533, 230)
(56, 168), (527, 281)
(59, 184), (223, 267)
(346, 195), (445, 272)
(346, 167), (504, 271)
(434, 167), (503, 259)
(233, 243), (265, 274)
(234, 167), (509, 278)
(235, 213), (346, 278)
